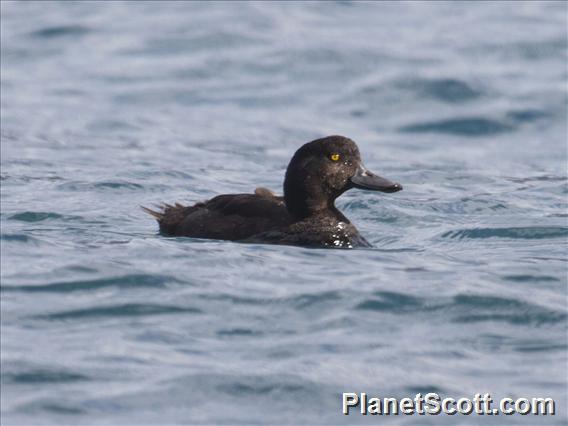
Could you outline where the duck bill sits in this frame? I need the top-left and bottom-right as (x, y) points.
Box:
(350, 164), (403, 193)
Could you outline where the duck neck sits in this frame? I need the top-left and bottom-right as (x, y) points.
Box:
(285, 193), (332, 220)
(283, 176), (336, 220)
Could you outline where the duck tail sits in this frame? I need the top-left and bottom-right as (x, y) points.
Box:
(141, 205), (164, 221)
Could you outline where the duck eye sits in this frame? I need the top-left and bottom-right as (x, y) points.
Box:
(329, 153), (341, 162)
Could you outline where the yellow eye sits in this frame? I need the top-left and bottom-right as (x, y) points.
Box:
(330, 153), (340, 161)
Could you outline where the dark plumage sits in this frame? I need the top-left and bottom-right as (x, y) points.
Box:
(143, 135), (402, 248)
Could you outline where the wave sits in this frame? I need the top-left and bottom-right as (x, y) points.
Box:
(0, 233), (38, 243)
(8, 212), (73, 223)
(441, 226), (568, 240)
(29, 25), (91, 39)
(35, 303), (202, 321)
(399, 77), (482, 103)
(355, 292), (566, 326)
(399, 117), (514, 136)
(1, 274), (176, 293)
(2, 368), (90, 384)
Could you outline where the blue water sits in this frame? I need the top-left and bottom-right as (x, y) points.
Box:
(1, 1), (567, 424)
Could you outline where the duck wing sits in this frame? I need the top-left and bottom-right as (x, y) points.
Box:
(142, 191), (291, 241)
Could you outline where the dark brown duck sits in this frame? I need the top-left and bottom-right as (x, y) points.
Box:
(143, 135), (402, 248)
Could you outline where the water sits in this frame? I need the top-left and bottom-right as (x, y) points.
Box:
(1, 1), (566, 424)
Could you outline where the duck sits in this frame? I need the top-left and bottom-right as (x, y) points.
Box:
(143, 135), (402, 248)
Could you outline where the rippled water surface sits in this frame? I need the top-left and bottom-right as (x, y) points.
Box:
(1, 1), (567, 424)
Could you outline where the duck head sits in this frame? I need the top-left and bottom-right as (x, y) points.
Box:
(283, 135), (402, 219)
